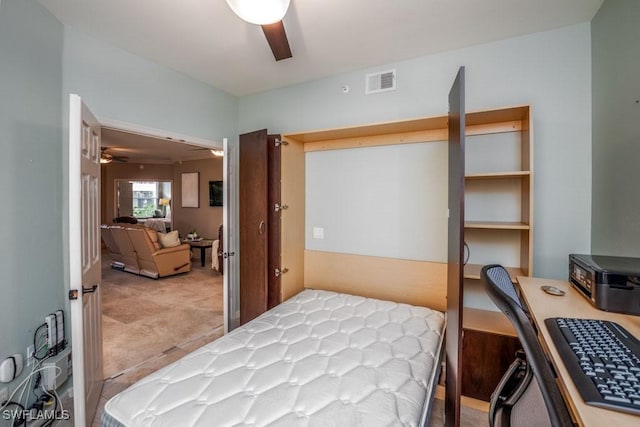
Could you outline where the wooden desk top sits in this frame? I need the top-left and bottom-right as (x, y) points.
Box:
(517, 276), (640, 426)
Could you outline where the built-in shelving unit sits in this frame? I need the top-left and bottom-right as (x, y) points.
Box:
(463, 263), (523, 283)
(462, 106), (533, 291)
(465, 171), (530, 180)
(456, 105), (532, 401)
(464, 221), (530, 230)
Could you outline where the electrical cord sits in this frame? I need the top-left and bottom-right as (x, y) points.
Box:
(33, 323), (49, 361)
(40, 383), (60, 427)
(0, 401), (26, 426)
(0, 366), (61, 413)
(22, 342), (48, 408)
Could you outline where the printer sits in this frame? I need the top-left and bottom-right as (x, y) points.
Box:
(569, 254), (640, 316)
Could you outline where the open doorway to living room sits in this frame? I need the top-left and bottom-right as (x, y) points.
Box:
(98, 126), (225, 387)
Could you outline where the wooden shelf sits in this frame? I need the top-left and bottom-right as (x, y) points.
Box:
(465, 171), (530, 180)
(464, 221), (530, 230)
(464, 264), (524, 282)
(463, 307), (517, 337)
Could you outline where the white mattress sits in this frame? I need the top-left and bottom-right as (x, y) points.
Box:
(103, 289), (445, 426)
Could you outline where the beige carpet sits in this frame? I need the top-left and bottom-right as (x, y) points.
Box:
(101, 250), (223, 378)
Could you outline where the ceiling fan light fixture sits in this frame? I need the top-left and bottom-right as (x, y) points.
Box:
(211, 149), (224, 157)
(225, 0), (290, 25)
(100, 153), (113, 164)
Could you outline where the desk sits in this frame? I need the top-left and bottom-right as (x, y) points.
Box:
(517, 276), (640, 426)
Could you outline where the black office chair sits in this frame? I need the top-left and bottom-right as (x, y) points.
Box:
(481, 264), (574, 427)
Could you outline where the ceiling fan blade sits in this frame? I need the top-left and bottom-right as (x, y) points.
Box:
(261, 20), (292, 61)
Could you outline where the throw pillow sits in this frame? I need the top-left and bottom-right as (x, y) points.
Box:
(158, 230), (181, 248)
(144, 227), (161, 251)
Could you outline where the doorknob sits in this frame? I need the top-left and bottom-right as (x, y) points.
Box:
(82, 284), (98, 294)
(259, 221), (265, 235)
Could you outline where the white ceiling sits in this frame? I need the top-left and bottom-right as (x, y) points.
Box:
(39, 0), (603, 96)
(101, 127), (219, 164)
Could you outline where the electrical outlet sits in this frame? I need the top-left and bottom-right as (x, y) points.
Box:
(27, 345), (35, 367)
(0, 386), (8, 404)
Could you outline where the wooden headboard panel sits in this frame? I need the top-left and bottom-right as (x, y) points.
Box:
(304, 250), (447, 312)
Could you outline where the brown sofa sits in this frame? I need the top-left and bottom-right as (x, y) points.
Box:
(100, 224), (191, 278)
(101, 225), (125, 269)
(109, 225), (141, 275)
(126, 226), (191, 278)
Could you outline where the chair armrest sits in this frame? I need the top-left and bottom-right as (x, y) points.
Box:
(153, 243), (190, 256)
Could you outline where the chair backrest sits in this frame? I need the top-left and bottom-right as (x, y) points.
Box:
(109, 225), (140, 273)
(126, 227), (156, 261)
(481, 265), (573, 427)
(101, 225), (121, 258)
(113, 216), (138, 224)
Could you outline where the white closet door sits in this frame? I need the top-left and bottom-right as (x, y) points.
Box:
(223, 137), (239, 332)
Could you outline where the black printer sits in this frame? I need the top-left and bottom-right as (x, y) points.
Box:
(569, 254), (640, 316)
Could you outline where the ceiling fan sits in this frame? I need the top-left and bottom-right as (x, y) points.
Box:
(226, 0), (293, 61)
(101, 147), (129, 164)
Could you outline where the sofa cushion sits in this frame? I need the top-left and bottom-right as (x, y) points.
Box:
(144, 227), (161, 251)
(158, 230), (181, 248)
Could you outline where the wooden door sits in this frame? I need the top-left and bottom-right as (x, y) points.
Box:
(69, 94), (104, 426)
(239, 130), (269, 324)
(446, 67), (465, 427)
(267, 134), (282, 309)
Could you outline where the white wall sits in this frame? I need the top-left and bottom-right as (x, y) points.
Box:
(306, 142), (448, 261)
(239, 23), (593, 281)
(591, 0), (640, 256)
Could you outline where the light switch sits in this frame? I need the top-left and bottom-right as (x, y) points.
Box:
(312, 227), (324, 240)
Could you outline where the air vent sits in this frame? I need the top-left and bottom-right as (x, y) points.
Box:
(365, 69), (396, 94)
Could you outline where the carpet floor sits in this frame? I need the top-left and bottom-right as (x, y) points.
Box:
(101, 250), (223, 379)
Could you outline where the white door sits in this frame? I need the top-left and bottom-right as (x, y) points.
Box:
(69, 94), (104, 426)
(223, 137), (239, 332)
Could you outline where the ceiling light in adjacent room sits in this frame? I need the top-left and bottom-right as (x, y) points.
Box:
(225, 0), (290, 25)
(100, 153), (113, 164)
(211, 149), (224, 157)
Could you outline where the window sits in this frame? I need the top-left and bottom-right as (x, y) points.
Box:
(115, 180), (172, 219)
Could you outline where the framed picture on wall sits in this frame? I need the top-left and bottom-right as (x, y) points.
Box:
(209, 180), (223, 206)
(181, 172), (199, 208)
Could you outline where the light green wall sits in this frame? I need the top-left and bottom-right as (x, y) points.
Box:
(59, 27), (240, 325)
(591, 0), (640, 256)
(0, 0), (240, 410)
(62, 26), (238, 143)
(239, 24), (593, 281)
(0, 0), (64, 409)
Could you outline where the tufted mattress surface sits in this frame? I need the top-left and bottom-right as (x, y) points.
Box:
(103, 289), (445, 427)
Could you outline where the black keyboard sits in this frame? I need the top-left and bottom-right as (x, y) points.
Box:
(545, 317), (640, 416)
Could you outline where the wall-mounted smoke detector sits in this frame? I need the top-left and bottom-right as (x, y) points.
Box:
(365, 69), (396, 95)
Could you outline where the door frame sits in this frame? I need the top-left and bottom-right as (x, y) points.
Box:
(68, 112), (227, 423)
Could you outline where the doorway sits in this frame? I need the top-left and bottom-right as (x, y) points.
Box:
(97, 124), (226, 381)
